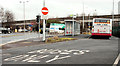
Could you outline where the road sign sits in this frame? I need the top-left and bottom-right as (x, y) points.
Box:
(42, 7), (48, 15)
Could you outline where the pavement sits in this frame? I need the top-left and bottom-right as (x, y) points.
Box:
(1, 35), (119, 65)
(0, 32), (64, 46)
(1, 34), (90, 49)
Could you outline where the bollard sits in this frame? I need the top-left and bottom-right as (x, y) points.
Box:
(15, 29), (17, 33)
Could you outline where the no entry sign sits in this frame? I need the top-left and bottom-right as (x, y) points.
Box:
(41, 7), (48, 15)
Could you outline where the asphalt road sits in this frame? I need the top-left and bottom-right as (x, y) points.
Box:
(2, 36), (119, 65)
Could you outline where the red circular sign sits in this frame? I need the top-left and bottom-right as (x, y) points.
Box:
(41, 7), (48, 15)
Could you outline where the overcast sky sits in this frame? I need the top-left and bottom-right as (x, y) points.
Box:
(0, 0), (120, 21)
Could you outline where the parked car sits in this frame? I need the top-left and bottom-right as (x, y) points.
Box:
(0, 27), (11, 34)
(18, 29), (28, 32)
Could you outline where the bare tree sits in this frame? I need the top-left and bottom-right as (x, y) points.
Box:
(4, 10), (14, 22)
(0, 7), (4, 22)
(0, 7), (14, 22)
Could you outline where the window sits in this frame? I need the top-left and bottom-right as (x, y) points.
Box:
(95, 19), (109, 23)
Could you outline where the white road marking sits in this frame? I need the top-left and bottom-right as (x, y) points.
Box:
(28, 49), (90, 55)
(50, 49), (62, 54)
(113, 53), (120, 66)
(4, 55), (29, 61)
(73, 51), (85, 55)
(27, 60), (40, 63)
(4, 49), (90, 63)
(22, 55), (37, 62)
(60, 52), (70, 55)
(46, 55), (71, 63)
(24, 55), (49, 63)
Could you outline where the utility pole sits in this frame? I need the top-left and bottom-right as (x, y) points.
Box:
(83, 1), (85, 32)
(39, 16), (41, 39)
(43, 0), (46, 41)
(112, 0), (114, 27)
(88, 14), (91, 34)
(72, 15), (76, 36)
(20, 1), (29, 37)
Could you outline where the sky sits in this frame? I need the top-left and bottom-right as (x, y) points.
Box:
(0, 0), (120, 21)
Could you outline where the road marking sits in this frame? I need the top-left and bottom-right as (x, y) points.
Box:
(4, 49), (90, 63)
(46, 55), (71, 63)
(113, 53), (120, 66)
(28, 49), (90, 55)
(4, 55), (29, 61)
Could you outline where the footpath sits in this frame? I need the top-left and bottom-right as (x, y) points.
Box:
(1, 34), (90, 49)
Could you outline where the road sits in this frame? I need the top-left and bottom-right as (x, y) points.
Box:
(2, 36), (119, 65)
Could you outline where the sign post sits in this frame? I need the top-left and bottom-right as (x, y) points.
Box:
(42, 7), (48, 41)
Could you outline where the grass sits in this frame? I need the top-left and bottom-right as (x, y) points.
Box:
(45, 36), (77, 43)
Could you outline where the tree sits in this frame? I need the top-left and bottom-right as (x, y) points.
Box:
(0, 7), (14, 22)
(0, 7), (4, 22)
(4, 10), (14, 22)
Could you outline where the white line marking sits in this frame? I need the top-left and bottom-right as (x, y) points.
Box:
(22, 55), (37, 62)
(4, 55), (29, 61)
(113, 53), (120, 66)
(46, 55), (71, 63)
(60, 52), (70, 55)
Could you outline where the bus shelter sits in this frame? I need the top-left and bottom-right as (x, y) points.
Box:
(64, 20), (80, 36)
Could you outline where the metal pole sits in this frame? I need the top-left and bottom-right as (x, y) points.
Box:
(112, 0), (114, 26)
(38, 15), (41, 39)
(43, 0), (46, 41)
(43, 19), (46, 41)
(83, 1), (85, 31)
(88, 14), (91, 34)
(112, 0), (114, 35)
(72, 17), (74, 36)
(23, 2), (25, 35)
(20, 1), (29, 37)
(43, 0), (45, 7)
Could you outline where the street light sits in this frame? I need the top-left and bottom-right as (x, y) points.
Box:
(112, 0), (114, 27)
(43, 0), (46, 41)
(83, 1), (84, 29)
(20, 1), (29, 35)
(112, 0), (114, 35)
(82, 0), (85, 32)
(88, 13), (91, 34)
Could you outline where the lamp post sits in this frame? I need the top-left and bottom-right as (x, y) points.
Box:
(43, 0), (46, 41)
(82, 0), (85, 34)
(112, 0), (114, 27)
(112, 0), (114, 35)
(20, 1), (29, 35)
(88, 13), (91, 34)
(72, 15), (76, 36)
